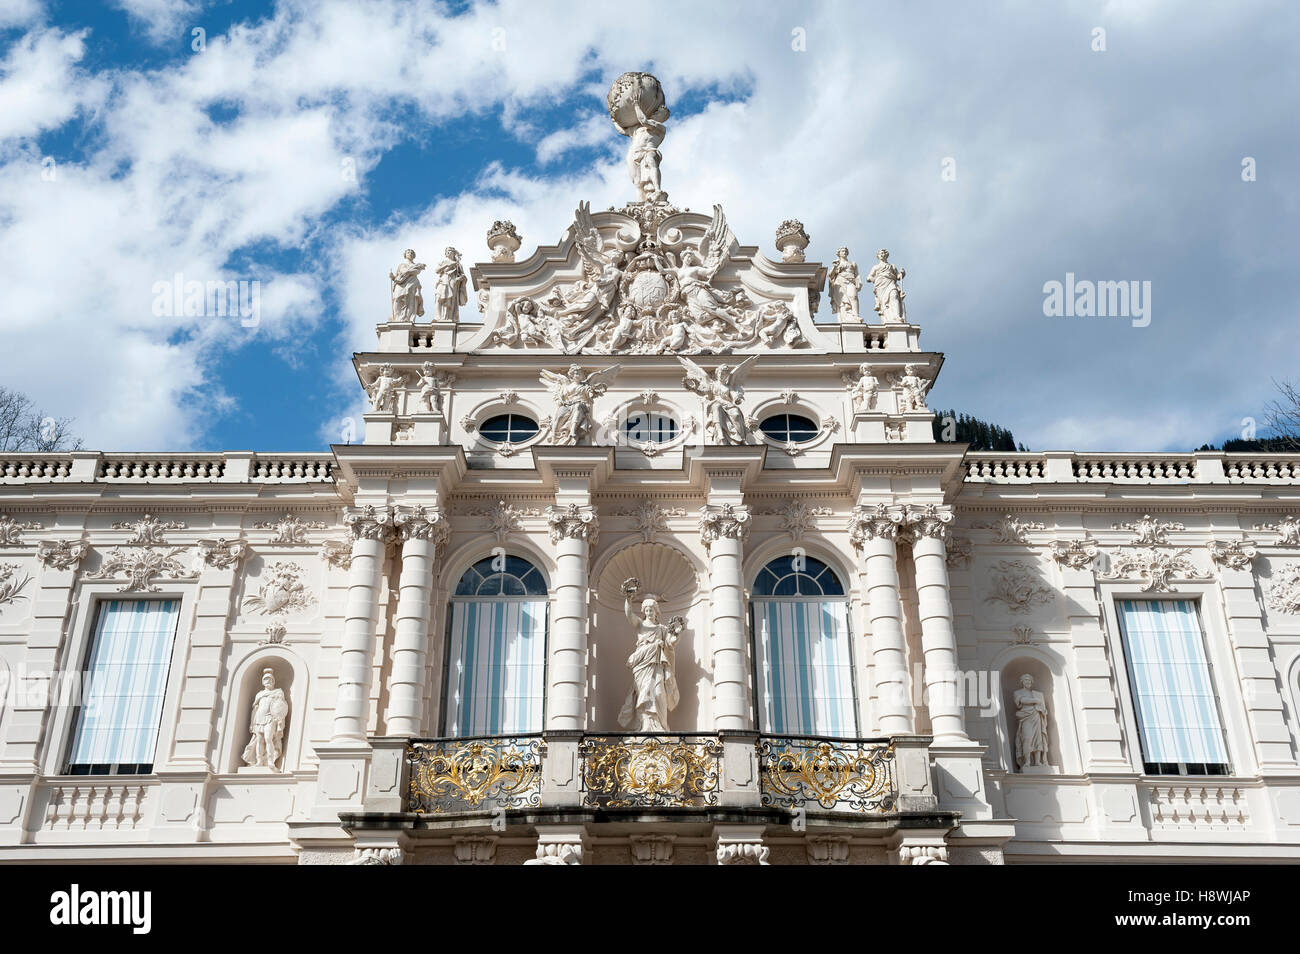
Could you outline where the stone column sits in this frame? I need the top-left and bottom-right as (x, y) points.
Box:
(700, 503), (751, 731)
(849, 504), (912, 735)
(386, 505), (447, 737)
(332, 506), (392, 742)
(545, 503), (597, 730)
(903, 504), (967, 743)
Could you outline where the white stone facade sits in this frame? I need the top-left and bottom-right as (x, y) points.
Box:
(2, 75), (1298, 865)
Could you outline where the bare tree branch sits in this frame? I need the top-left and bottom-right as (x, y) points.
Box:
(0, 386), (84, 452)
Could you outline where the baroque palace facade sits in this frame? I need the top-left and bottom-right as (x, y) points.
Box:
(2, 73), (1300, 866)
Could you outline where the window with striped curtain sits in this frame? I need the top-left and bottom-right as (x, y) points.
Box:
(443, 556), (548, 736)
(1115, 598), (1229, 776)
(752, 555), (857, 737)
(67, 599), (182, 775)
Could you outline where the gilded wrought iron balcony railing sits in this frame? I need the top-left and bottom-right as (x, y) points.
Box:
(578, 734), (723, 809)
(406, 735), (543, 815)
(401, 732), (908, 817)
(756, 736), (896, 814)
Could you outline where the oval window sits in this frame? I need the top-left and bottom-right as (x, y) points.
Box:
(759, 413), (819, 444)
(623, 412), (679, 444)
(479, 413), (539, 443)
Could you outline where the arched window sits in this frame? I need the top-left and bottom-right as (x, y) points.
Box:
(751, 555), (857, 737)
(444, 556), (548, 736)
(479, 414), (539, 444)
(623, 411), (679, 444)
(758, 413), (819, 444)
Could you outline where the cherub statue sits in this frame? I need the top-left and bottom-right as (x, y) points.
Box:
(366, 364), (404, 413)
(416, 362), (454, 413)
(679, 354), (757, 445)
(828, 247), (862, 320)
(844, 362), (879, 411)
(897, 364), (930, 412)
(557, 201), (624, 350)
(539, 364), (621, 445)
(618, 577), (683, 732)
(756, 300), (801, 346)
(867, 248), (907, 323)
(669, 205), (743, 335)
(242, 669), (290, 771)
(434, 247), (468, 323)
(389, 248), (426, 322)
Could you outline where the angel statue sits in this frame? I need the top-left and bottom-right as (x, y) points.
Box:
(366, 363), (403, 413)
(680, 355), (757, 445)
(557, 201), (624, 350)
(618, 577), (683, 733)
(670, 205), (743, 336)
(242, 669), (290, 771)
(434, 247), (468, 323)
(389, 248), (426, 322)
(844, 363), (879, 411)
(867, 248), (907, 323)
(540, 364), (621, 445)
(828, 247), (861, 320)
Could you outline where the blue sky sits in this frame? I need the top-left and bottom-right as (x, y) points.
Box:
(0, 0), (1296, 452)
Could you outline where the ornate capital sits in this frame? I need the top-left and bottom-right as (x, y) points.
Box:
(715, 842), (769, 866)
(1208, 539), (1257, 572)
(546, 503), (599, 546)
(36, 539), (88, 571)
(902, 503), (954, 541)
(1050, 539), (1099, 570)
(395, 504), (450, 549)
(848, 503), (903, 549)
(345, 505), (394, 542)
(699, 503), (750, 547)
(196, 537), (248, 570)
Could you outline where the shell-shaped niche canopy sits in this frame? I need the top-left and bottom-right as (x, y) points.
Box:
(595, 542), (700, 615)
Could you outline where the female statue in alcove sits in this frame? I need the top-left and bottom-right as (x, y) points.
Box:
(1013, 673), (1050, 769)
(618, 577), (683, 732)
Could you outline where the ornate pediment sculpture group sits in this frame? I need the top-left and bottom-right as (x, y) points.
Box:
(488, 201), (803, 356)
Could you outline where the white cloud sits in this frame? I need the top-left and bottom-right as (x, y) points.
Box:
(112, 0), (203, 45)
(0, 0), (1296, 453)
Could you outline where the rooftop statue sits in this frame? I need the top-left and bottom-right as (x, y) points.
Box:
(434, 247), (468, 323)
(608, 71), (670, 204)
(389, 248), (425, 322)
(868, 248), (907, 323)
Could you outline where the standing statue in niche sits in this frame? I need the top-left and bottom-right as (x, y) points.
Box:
(539, 364), (621, 445)
(867, 248), (907, 323)
(1013, 673), (1050, 770)
(618, 578), (683, 732)
(827, 247), (862, 320)
(679, 354), (757, 445)
(434, 247), (468, 323)
(242, 668), (290, 771)
(389, 248), (426, 322)
(607, 71), (670, 203)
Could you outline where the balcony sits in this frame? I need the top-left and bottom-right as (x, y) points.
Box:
(388, 731), (934, 822)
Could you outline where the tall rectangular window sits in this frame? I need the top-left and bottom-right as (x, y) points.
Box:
(754, 599), (857, 737)
(444, 599), (547, 736)
(1115, 598), (1229, 775)
(67, 598), (182, 775)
